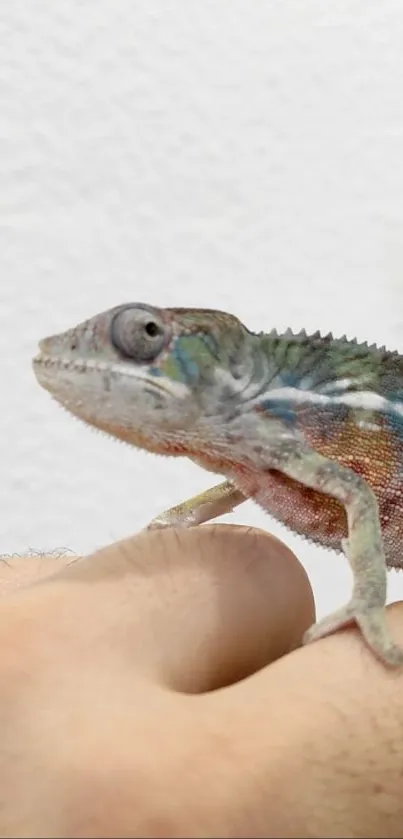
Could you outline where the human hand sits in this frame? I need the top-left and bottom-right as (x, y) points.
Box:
(0, 525), (402, 837)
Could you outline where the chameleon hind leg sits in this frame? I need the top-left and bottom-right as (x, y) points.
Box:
(274, 443), (403, 667)
(147, 480), (246, 529)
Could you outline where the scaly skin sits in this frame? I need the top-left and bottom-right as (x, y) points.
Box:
(33, 303), (403, 666)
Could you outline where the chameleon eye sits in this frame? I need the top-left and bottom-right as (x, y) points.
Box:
(111, 305), (168, 361)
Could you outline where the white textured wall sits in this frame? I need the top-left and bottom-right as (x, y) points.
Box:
(2, 0), (403, 619)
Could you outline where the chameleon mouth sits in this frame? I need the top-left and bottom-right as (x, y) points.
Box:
(32, 351), (190, 400)
(32, 353), (81, 378)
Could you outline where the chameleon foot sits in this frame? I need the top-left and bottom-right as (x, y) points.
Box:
(304, 602), (403, 666)
(146, 481), (246, 530)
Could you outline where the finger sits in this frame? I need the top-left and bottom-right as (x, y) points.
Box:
(0, 552), (77, 596)
(42, 524), (315, 692)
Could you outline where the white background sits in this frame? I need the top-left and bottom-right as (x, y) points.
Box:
(2, 0), (403, 619)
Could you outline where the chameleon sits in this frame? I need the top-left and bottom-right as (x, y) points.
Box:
(32, 302), (403, 667)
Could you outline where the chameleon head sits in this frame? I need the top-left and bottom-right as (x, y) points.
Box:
(33, 302), (255, 453)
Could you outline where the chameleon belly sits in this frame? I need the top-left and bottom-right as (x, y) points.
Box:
(233, 403), (403, 569)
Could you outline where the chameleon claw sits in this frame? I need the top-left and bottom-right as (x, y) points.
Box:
(303, 604), (355, 647)
(145, 482), (245, 531)
(145, 516), (173, 531)
(146, 513), (195, 531)
(304, 602), (403, 666)
(355, 607), (403, 666)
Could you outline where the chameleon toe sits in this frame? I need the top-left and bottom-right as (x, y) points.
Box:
(303, 603), (403, 667)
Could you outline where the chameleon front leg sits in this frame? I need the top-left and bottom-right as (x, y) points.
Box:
(275, 443), (403, 666)
(147, 480), (246, 530)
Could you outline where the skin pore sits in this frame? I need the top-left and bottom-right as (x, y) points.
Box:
(0, 524), (402, 837)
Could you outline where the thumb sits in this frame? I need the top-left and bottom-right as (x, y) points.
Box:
(57, 525), (315, 693)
